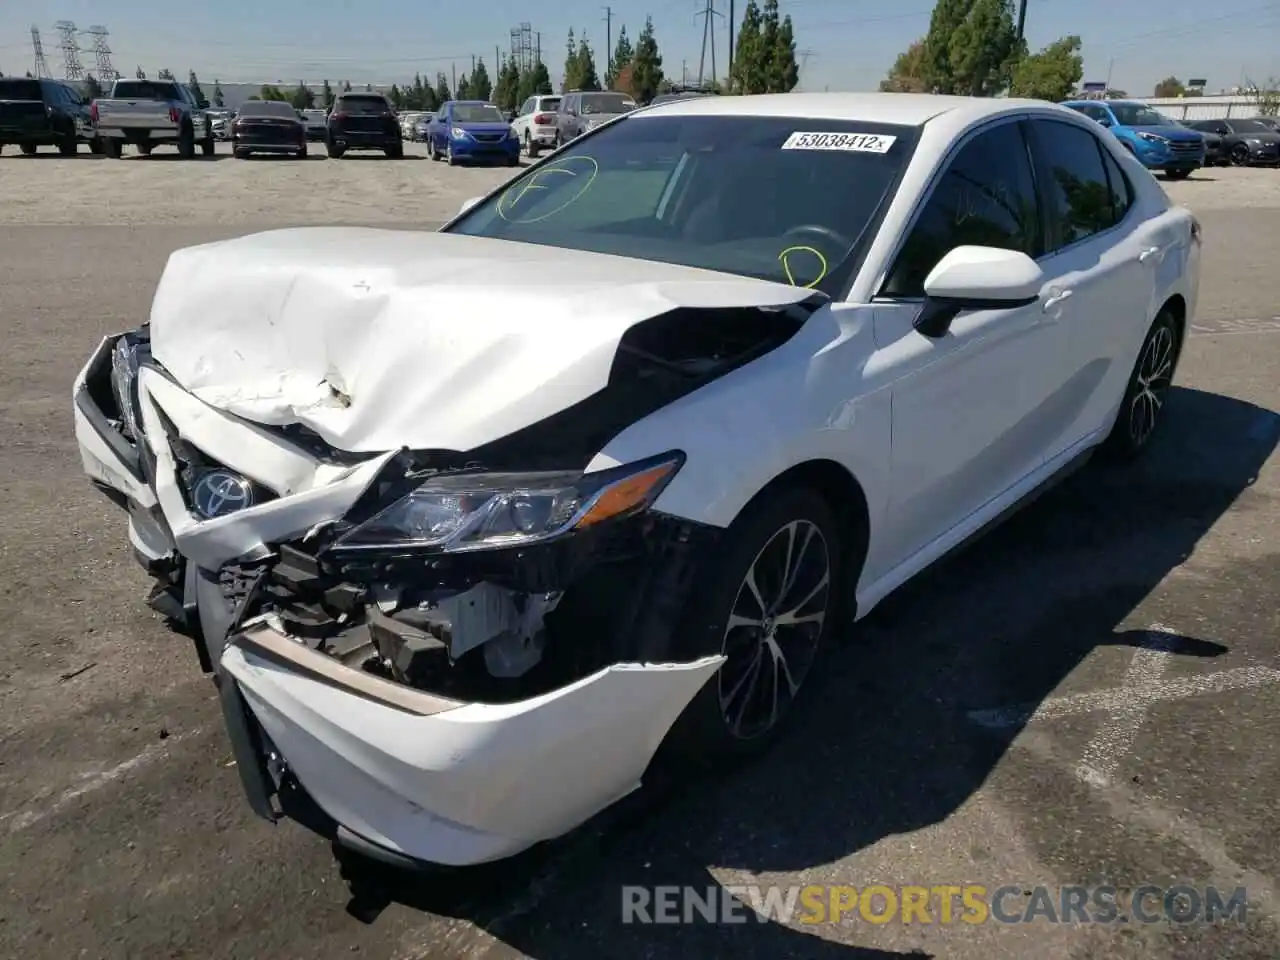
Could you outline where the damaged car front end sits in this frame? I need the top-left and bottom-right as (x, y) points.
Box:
(73, 247), (824, 866)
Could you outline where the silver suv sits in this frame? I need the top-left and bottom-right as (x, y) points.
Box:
(554, 91), (636, 147)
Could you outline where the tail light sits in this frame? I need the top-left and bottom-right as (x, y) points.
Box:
(90, 102), (99, 123)
(533, 113), (553, 124)
(169, 105), (181, 124)
(332, 111), (349, 121)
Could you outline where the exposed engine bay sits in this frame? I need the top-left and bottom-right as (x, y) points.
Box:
(88, 298), (820, 703)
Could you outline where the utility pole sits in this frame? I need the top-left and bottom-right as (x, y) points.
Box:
(602, 6), (612, 85)
(696, 0), (722, 89)
(535, 32), (541, 65)
(1015, 0), (1028, 41)
(452, 62), (457, 94)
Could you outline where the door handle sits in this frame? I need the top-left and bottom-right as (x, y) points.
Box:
(1042, 289), (1073, 312)
(1138, 245), (1162, 264)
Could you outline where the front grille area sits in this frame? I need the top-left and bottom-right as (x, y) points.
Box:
(473, 133), (504, 143)
(1169, 140), (1202, 155)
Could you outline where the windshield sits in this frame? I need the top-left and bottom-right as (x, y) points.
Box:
(0, 79), (44, 100)
(111, 80), (180, 101)
(453, 103), (504, 123)
(580, 92), (635, 115)
(1231, 119), (1272, 134)
(1110, 104), (1173, 127)
(239, 100), (299, 119)
(447, 114), (915, 295)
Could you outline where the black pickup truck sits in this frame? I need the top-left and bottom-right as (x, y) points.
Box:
(0, 76), (98, 155)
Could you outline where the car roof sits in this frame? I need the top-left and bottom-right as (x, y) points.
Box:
(638, 91), (1076, 127)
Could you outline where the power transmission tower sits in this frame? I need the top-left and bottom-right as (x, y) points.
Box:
(31, 26), (51, 78)
(797, 48), (816, 90)
(85, 26), (117, 80)
(696, 0), (723, 89)
(509, 22), (533, 73)
(55, 21), (83, 79)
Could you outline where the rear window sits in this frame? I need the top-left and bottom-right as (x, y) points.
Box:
(538, 97), (561, 111)
(238, 100), (299, 119)
(111, 80), (181, 101)
(335, 95), (389, 115)
(579, 92), (635, 115)
(0, 79), (45, 101)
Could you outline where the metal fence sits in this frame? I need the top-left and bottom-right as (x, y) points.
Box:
(1140, 96), (1264, 120)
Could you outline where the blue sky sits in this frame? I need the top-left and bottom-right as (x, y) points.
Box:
(2, 0), (1278, 96)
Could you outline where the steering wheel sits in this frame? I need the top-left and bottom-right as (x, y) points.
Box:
(781, 223), (852, 252)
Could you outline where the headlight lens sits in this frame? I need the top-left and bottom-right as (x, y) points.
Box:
(332, 452), (684, 554)
(451, 126), (467, 139)
(1136, 132), (1167, 144)
(110, 336), (141, 440)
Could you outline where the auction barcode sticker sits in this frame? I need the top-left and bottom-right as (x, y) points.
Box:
(780, 132), (897, 153)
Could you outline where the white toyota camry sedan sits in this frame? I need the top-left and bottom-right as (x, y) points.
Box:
(73, 93), (1200, 870)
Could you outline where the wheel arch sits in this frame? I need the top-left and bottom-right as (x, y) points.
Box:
(1159, 292), (1188, 363)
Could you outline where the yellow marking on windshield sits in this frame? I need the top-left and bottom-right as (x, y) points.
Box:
(777, 245), (829, 288)
(497, 156), (600, 224)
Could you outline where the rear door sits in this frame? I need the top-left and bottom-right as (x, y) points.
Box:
(1024, 117), (1158, 456)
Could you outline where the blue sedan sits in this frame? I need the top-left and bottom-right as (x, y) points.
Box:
(426, 100), (520, 166)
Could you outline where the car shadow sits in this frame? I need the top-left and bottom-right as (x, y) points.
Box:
(325, 385), (1277, 957)
(121, 153), (230, 162)
(336, 152), (424, 160)
(234, 154), (328, 162)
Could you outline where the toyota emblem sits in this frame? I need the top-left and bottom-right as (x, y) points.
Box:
(192, 470), (254, 519)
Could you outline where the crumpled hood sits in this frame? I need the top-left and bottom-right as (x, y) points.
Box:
(149, 227), (814, 454)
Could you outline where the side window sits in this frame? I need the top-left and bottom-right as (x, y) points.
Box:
(1032, 119), (1119, 250)
(882, 121), (1041, 299)
(519, 98), (533, 116)
(1098, 146), (1133, 223)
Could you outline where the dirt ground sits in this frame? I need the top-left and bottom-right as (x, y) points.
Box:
(0, 140), (1278, 225)
(1, 140), (1279, 960)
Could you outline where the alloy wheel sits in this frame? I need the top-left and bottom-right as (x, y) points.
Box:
(1230, 144), (1249, 165)
(717, 519), (831, 741)
(1128, 322), (1175, 447)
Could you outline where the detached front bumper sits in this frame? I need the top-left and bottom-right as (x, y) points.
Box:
(222, 619), (722, 866)
(73, 330), (727, 868)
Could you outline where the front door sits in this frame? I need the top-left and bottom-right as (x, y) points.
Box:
(870, 118), (1065, 572)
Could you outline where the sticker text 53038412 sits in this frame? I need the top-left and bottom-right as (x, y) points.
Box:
(781, 132), (897, 153)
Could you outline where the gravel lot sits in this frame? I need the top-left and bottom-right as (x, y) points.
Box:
(1, 144), (1279, 960)
(1, 139), (1280, 224)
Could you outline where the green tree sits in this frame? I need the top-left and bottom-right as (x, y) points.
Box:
(342, 79), (352, 92)
(1009, 35), (1082, 101)
(494, 57), (522, 111)
(186, 71), (206, 104)
(922, 0), (1019, 96)
(212, 79), (225, 106)
(630, 16), (665, 102)
(290, 81), (315, 109)
(470, 58), (493, 101)
(157, 68), (175, 81)
(880, 39), (929, 92)
(457, 72), (471, 99)
(518, 60), (553, 100)
(435, 73), (452, 103)
(135, 66), (146, 79)
(259, 84), (288, 101)
(563, 28), (579, 91)
(575, 37), (602, 90)
(766, 0), (799, 92)
(1153, 75), (1185, 98)
(388, 83), (403, 108)
(607, 25), (634, 88)
(84, 74), (104, 99)
(731, 1), (765, 93)
(320, 79), (333, 108)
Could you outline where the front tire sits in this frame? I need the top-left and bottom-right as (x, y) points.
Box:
(20, 143), (36, 156)
(59, 134), (77, 156)
(1164, 167), (1191, 180)
(1230, 143), (1250, 166)
(446, 142), (457, 166)
(664, 486), (844, 766)
(233, 147), (250, 159)
(1098, 309), (1180, 462)
(201, 134), (215, 157)
(385, 141), (403, 159)
(326, 140), (344, 159)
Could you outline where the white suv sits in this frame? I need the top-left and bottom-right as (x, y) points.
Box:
(510, 94), (561, 157)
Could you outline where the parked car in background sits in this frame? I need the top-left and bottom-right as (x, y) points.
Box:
(1183, 118), (1280, 166)
(232, 99), (308, 159)
(92, 78), (214, 159)
(426, 100), (519, 165)
(1061, 99), (1204, 179)
(74, 92), (1200, 874)
(209, 111), (234, 141)
(326, 91), (402, 158)
(648, 91), (716, 106)
(0, 76), (98, 155)
(1249, 116), (1280, 133)
(299, 108), (328, 141)
(412, 114), (433, 141)
(1192, 125), (1225, 166)
(554, 90), (637, 146)
(509, 94), (561, 157)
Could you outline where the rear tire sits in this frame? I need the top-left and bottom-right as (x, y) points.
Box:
(201, 134), (215, 157)
(177, 124), (196, 159)
(137, 141), (153, 156)
(326, 141), (344, 159)
(59, 135), (77, 156)
(297, 144), (308, 159)
(1098, 308), (1181, 462)
(663, 486), (845, 768)
(103, 137), (121, 158)
(20, 143), (37, 156)
(385, 142), (403, 158)
(233, 148), (250, 159)
(89, 137), (103, 155)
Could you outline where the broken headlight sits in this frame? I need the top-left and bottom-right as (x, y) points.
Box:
(333, 451), (684, 554)
(110, 335), (143, 440)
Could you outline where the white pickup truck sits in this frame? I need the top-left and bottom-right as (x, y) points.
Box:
(91, 78), (215, 158)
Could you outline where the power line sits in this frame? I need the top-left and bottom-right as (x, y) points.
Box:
(30, 26), (50, 78)
(55, 21), (83, 79)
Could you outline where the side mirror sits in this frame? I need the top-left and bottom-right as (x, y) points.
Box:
(915, 246), (1044, 338)
(458, 196), (483, 215)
